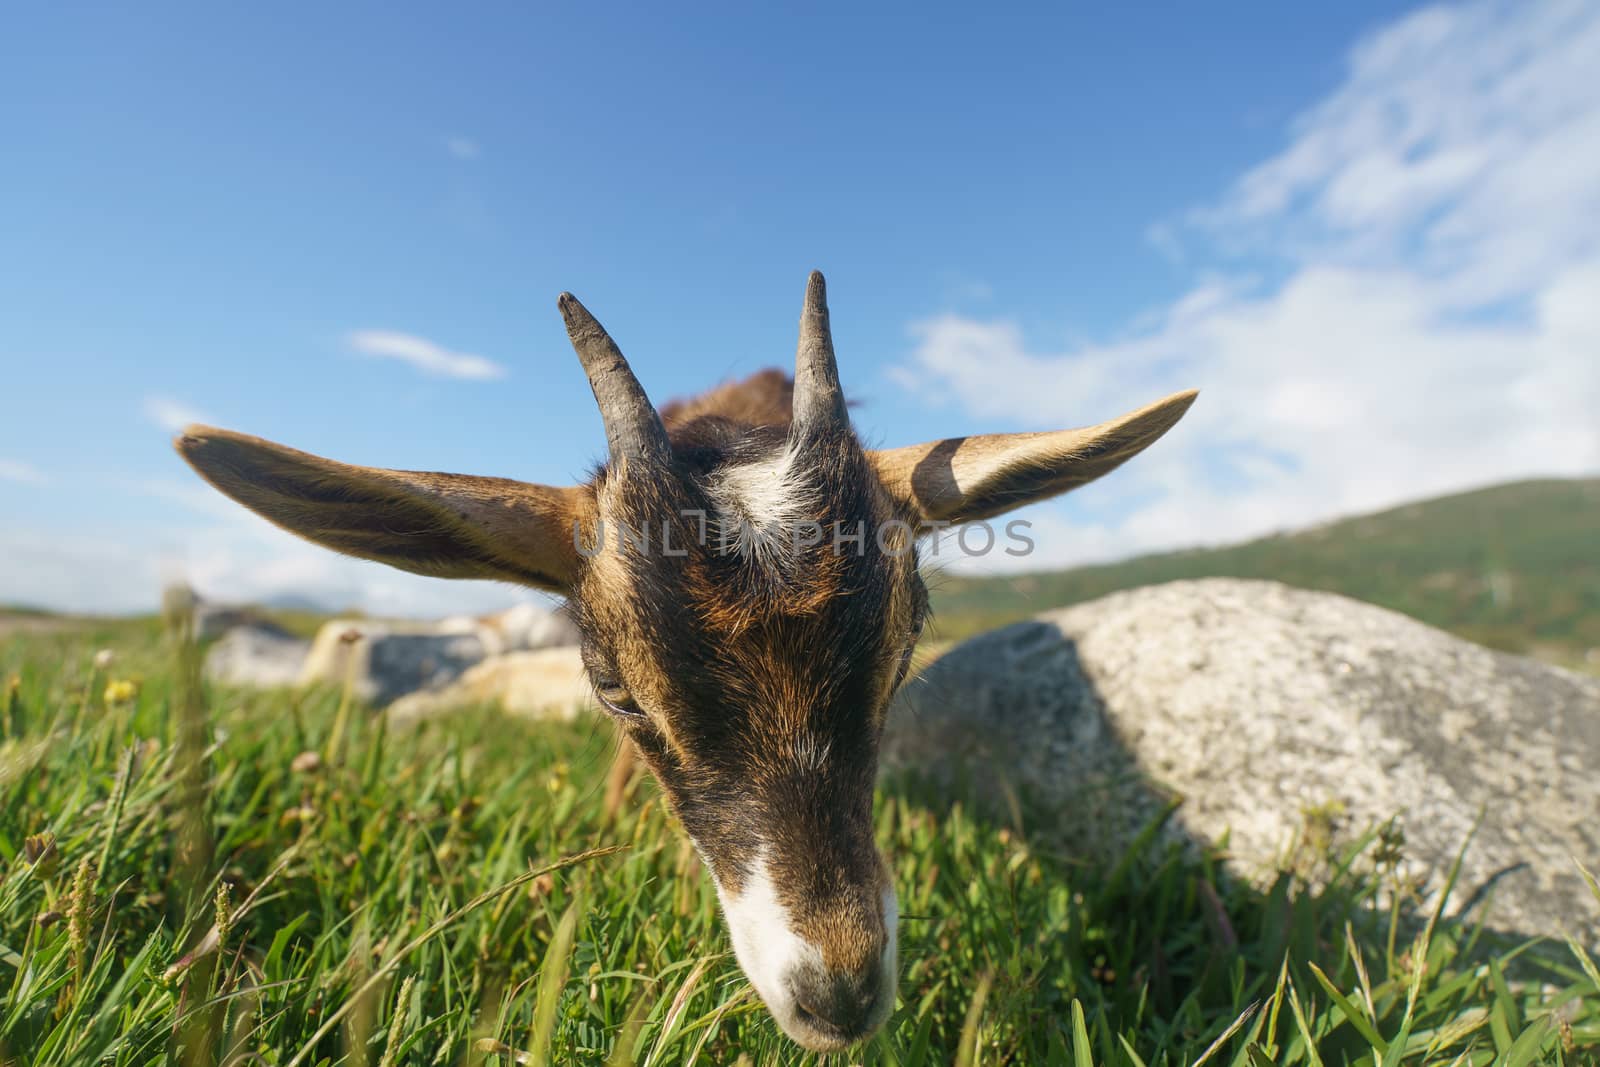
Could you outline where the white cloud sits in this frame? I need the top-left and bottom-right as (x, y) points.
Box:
(1, 476), (551, 616)
(1198, 0), (1600, 306)
(0, 513), (537, 618)
(0, 459), (46, 485)
(162, 520), (533, 618)
(134, 479), (257, 522)
(898, 0), (1600, 573)
(1143, 221), (1185, 265)
(346, 329), (507, 381)
(444, 135), (481, 160)
(143, 394), (214, 432)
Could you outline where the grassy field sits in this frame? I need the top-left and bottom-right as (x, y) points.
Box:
(3, 617), (1598, 1065)
(929, 479), (1600, 667)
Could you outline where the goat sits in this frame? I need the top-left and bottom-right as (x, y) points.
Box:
(176, 272), (1196, 1051)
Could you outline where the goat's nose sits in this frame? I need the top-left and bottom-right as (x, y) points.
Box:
(789, 966), (884, 1041)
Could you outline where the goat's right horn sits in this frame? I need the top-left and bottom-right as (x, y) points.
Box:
(791, 270), (849, 439)
(559, 292), (671, 469)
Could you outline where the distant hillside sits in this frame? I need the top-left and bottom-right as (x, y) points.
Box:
(929, 478), (1600, 668)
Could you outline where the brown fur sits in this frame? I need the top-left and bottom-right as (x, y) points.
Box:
(173, 275), (1196, 1052)
(867, 389), (1199, 522)
(564, 379), (921, 993)
(660, 367), (794, 430)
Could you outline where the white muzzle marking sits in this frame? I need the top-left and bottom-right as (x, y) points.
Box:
(715, 849), (899, 1050)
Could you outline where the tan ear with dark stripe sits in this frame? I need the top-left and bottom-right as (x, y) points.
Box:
(867, 390), (1198, 524)
(175, 426), (588, 593)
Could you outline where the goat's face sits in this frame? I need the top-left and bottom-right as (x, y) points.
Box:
(175, 272), (1195, 1051)
(571, 421), (924, 1049)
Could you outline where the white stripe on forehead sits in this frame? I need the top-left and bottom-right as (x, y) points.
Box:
(792, 733), (831, 773)
(705, 442), (818, 573)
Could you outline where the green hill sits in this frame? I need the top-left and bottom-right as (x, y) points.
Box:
(929, 478), (1600, 667)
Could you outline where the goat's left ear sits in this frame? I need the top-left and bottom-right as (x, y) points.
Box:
(175, 426), (590, 593)
(866, 390), (1198, 524)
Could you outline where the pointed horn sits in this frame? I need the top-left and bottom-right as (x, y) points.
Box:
(558, 292), (670, 469)
(791, 270), (849, 437)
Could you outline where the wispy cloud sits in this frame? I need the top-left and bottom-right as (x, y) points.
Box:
(899, 0), (1600, 572)
(143, 394), (214, 432)
(0, 519), (535, 617)
(345, 329), (507, 381)
(936, 274), (994, 303)
(444, 135), (480, 160)
(0, 459), (46, 485)
(4, 478), (543, 615)
(134, 479), (256, 522)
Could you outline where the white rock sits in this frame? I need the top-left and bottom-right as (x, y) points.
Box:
(885, 578), (1600, 945)
(480, 601), (581, 653)
(387, 647), (596, 723)
(204, 625), (311, 688)
(299, 619), (489, 705)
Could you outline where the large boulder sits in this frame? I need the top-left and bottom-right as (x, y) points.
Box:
(194, 601), (275, 641)
(884, 578), (1600, 945)
(388, 647), (596, 723)
(159, 583), (270, 641)
(436, 601), (581, 656)
(300, 602), (579, 706)
(204, 624), (311, 687)
(299, 620), (491, 706)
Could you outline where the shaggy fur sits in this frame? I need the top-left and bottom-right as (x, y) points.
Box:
(173, 273), (1196, 1051)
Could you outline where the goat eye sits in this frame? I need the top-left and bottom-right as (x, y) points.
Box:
(892, 618), (926, 690)
(893, 644), (917, 689)
(592, 677), (644, 720)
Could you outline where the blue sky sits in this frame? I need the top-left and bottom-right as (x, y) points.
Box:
(3, 1), (1597, 615)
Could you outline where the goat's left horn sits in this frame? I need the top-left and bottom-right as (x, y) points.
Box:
(559, 292), (671, 469)
(791, 270), (849, 438)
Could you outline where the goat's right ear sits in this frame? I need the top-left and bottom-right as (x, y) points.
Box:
(867, 390), (1197, 524)
(175, 426), (589, 594)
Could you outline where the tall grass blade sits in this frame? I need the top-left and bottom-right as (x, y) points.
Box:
(1307, 962), (1387, 1054)
(954, 971), (993, 1067)
(284, 845), (623, 1067)
(1576, 858), (1600, 909)
(1501, 1015), (1552, 1067)
(604, 991), (652, 1067)
(1286, 981), (1327, 1067)
(643, 956), (710, 1067)
(1072, 998), (1094, 1067)
(1190, 1002), (1258, 1067)
(529, 892), (584, 1067)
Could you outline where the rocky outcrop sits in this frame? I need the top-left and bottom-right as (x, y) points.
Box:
(203, 624), (311, 688)
(201, 601), (579, 706)
(194, 602), (278, 642)
(387, 647), (596, 723)
(884, 578), (1600, 944)
(298, 620), (489, 705)
(438, 602), (580, 656)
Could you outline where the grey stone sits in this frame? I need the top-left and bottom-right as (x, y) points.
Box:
(195, 603), (286, 641)
(388, 647), (596, 723)
(204, 625), (311, 688)
(438, 602), (581, 655)
(297, 602), (578, 707)
(300, 620), (490, 706)
(885, 578), (1600, 946)
(169, 584), (292, 641)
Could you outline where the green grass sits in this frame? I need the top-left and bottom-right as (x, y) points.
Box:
(930, 478), (1600, 667)
(3, 618), (1598, 1065)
